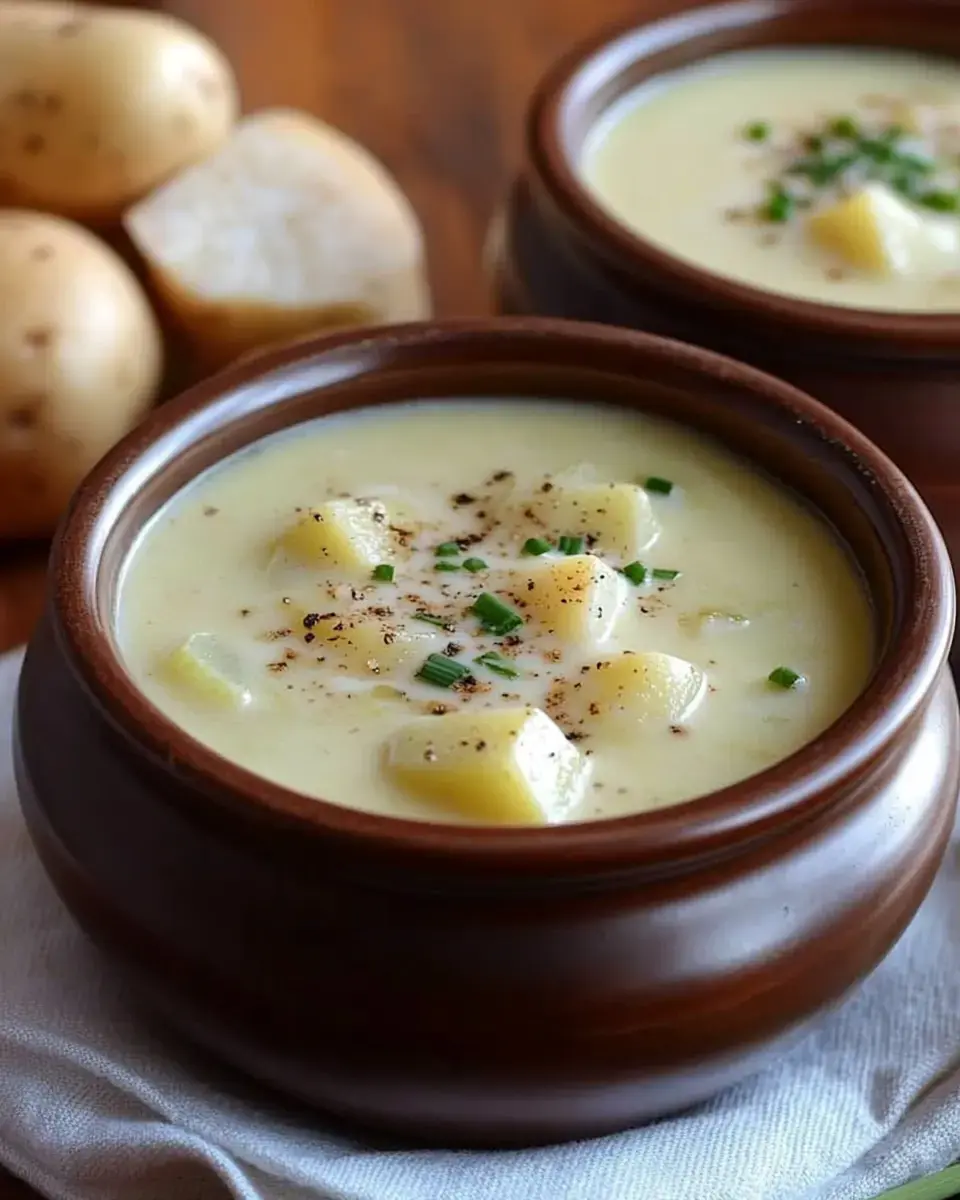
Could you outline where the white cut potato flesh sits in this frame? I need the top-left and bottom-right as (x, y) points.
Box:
(0, 210), (162, 539)
(504, 554), (628, 646)
(515, 482), (658, 559)
(0, 1), (237, 222)
(160, 633), (252, 708)
(277, 499), (394, 571)
(124, 108), (431, 370)
(285, 607), (440, 674)
(384, 707), (590, 825)
(554, 651), (706, 728)
(807, 182), (960, 275)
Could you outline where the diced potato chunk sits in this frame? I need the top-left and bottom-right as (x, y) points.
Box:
(518, 482), (658, 558)
(807, 182), (960, 275)
(554, 651), (706, 728)
(160, 633), (252, 708)
(504, 554), (627, 646)
(287, 606), (438, 674)
(384, 706), (589, 824)
(277, 499), (393, 571)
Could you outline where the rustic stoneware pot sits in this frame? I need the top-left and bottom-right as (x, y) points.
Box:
(14, 319), (960, 1146)
(493, 0), (960, 642)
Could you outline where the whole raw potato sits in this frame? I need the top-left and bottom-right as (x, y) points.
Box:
(0, 1), (238, 223)
(0, 210), (163, 539)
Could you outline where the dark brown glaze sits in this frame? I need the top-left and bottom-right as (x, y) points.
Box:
(13, 319), (960, 1145)
(493, 0), (960, 654)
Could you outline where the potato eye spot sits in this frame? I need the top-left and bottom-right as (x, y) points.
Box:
(23, 327), (53, 351)
(7, 404), (39, 430)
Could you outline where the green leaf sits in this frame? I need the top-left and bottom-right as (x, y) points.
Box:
(875, 1163), (960, 1199)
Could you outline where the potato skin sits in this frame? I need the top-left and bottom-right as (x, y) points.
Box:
(0, 210), (163, 538)
(0, 1), (238, 223)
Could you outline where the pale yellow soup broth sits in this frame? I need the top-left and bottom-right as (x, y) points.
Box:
(582, 49), (960, 311)
(116, 401), (873, 825)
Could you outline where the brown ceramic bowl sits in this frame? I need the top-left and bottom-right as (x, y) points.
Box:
(492, 0), (960, 648)
(13, 318), (960, 1146)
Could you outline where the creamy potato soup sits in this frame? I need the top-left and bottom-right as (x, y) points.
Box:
(117, 401), (873, 826)
(582, 49), (960, 311)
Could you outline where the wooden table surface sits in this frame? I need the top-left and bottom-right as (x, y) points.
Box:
(0, 0), (641, 1194)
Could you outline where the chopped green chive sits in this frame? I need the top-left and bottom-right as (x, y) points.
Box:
(413, 611), (453, 629)
(472, 592), (524, 635)
(622, 561), (649, 586)
(435, 561), (461, 572)
(557, 534), (584, 556)
(435, 541), (460, 557)
(764, 115), (952, 223)
(919, 189), (960, 212)
(371, 563), (394, 582)
(891, 150), (933, 175)
(522, 537), (552, 556)
(773, 118), (938, 210)
(829, 115), (860, 139)
(787, 153), (856, 186)
(744, 120), (770, 142)
(463, 556), (488, 573)
(762, 182), (795, 223)
(768, 666), (805, 689)
(416, 653), (471, 688)
(858, 136), (897, 165)
(644, 476), (674, 495)
(651, 567), (681, 581)
(891, 170), (924, 200)
(474, 650), (520, 680)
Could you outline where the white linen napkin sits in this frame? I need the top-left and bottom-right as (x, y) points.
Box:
(1, 645), (959, 1200)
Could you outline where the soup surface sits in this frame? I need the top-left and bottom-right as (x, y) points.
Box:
(582, 48), (960, 311)
(117, 400), (873, 825)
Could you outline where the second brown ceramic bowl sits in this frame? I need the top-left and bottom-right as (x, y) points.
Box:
(493, 0), (960, 648)
(14, 319), (960, 1146)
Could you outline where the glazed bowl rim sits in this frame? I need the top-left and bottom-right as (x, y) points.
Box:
(49, 317), (952, 870)
(529, 0), (960, 349)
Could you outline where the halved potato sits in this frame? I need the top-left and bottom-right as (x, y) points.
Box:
(277, 499), (393, 571)
(554, 650), (706, 728)
(124, 108), (430, 370)
(160, 633), (252, 708)
(513, 481), (658, 559)
(503, 554), (627, 646)
(384, 706), (589, 824)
